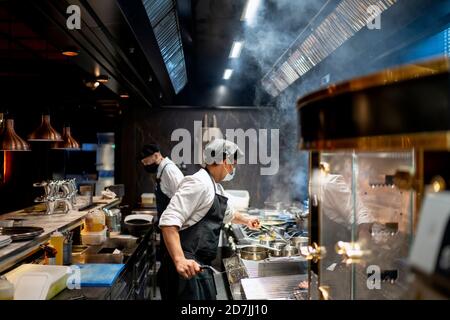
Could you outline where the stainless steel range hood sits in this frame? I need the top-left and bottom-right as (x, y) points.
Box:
(142, 0), (188, 94)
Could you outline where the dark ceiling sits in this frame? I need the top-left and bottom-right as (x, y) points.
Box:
(173, 0), (330, 107)
(0, 0), (333, 111)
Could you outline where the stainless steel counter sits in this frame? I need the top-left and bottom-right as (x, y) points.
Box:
(0, 197), (119, 273)
(240, 274), (308, 300)
(222, 254), (308, 300)
(53, 229), (156, 300)
(222, 220), (309, 300)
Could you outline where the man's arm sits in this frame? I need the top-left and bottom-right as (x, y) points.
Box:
(161, 226), (201, 279)
(159, 176), (206, 279)
(231, 211), (260, 229)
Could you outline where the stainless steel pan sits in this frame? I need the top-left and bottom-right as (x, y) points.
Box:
(0, 226), (44, 241)
(239, 246), (269, 261)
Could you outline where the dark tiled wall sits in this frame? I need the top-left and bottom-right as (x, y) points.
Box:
(119, 106), (309, 209)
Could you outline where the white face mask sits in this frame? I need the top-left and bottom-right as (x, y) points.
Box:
(223, 164), (236, 181)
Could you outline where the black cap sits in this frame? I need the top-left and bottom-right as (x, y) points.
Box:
(140, 144), (160, 160)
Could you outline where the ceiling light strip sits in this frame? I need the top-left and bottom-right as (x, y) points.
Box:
(223, 69), (233, 80)
(230, 41), (244, 58)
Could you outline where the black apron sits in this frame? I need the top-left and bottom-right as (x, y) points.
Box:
(155, 163), (172, 220)
(159, 169), (228, 300)
(155, 163), (173, 298)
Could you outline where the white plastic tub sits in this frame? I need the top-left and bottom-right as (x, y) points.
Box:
(81, 227), (107, 245)
(225, 190), (250, 211)
(5, 264), (70, 300)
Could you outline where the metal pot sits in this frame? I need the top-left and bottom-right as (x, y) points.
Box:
(290, 236), (309, 250)
(281, 244), (299, 257)
(239, 246), (269, 261)
(270, 241), (287, 257)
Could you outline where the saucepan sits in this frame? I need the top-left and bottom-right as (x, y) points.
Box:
(269, 241), (288, 257)
(266, 242), (299, 257)
(239, 246), (269, 261)
(290, 236), (309, 250)
(281, 244), (299, 257)
(238, 244), (284, 261)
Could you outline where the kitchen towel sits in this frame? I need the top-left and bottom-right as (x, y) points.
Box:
(74, 264), (125, 287)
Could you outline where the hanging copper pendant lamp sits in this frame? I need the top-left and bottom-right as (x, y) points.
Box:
(0, 119), (31, 151)
(28, 114), (63, 141)
(52, 126), (80, 150)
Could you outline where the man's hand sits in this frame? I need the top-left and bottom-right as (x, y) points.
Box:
(231, 212), (260, 230)
(174, 257), (201, 279)
(246, 217), (260, 230)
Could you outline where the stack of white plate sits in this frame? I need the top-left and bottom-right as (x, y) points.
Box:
(0, 235), (12, 248)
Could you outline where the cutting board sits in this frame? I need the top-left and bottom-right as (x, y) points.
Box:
(75, 264), (125, 287)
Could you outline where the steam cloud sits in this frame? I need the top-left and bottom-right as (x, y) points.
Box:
(238, 0), (325, 205)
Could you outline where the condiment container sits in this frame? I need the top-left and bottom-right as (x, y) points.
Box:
(81, 227), (107, 245)
(50, 232), (65, 265)
(0, 276), (14, 300)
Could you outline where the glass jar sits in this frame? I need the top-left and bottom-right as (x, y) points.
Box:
(85, 209), (106, 232)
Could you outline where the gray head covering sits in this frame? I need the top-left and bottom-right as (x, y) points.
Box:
(203, 138), (243, 165)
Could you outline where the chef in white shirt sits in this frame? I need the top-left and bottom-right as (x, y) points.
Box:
(158, 139), (260, 300)
(140, 143), (184, 296)
(141, 144), (184, 210)
(317, 162), (374, 244)
(140, 144), (184, 217)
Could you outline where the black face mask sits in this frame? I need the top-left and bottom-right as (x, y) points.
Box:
(144, 163), (158, 173)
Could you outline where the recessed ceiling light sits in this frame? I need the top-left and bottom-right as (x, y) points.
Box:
(62, 50), (79, 57)
(223, 69), (233, 80)
(229, 41), (244, 58)
(241, 0), (261, 25)
(62, 47), (79, 56)
(120, 93), (129, 98)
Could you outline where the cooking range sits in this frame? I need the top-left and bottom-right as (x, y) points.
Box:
(228, 222), (306, 247)
(223, 215), (309, 300)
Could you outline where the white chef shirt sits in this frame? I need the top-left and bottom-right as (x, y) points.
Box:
(157, 157), (184, 198)
(320, 174), (374, 226)
(159, 168), (235, 230)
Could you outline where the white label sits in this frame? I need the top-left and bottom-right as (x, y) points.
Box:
(409, 192), (450, 274)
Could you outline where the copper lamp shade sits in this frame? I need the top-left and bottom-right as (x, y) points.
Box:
(28, 115), (63, 141)
(0, 119), (31, 151)
(52, 126), (80, 150)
